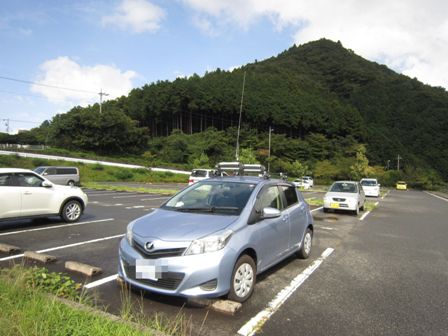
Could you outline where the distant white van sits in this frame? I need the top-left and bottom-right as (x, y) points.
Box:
(34, 166), (80, 186)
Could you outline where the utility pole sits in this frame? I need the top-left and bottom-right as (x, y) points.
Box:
(235, 71), (246, 161)
(397, 154), (402, 171)
(268, 126), (273, 173)
(2, 119), (9, 133)
(98, 89), (109, 114)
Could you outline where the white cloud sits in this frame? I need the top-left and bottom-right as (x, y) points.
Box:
(31, 57), (137, 106)
(182, 0), (448, 88)
(102, 0), (165, 33)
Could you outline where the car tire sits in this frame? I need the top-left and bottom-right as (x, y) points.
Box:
(297, 228), (313, 259)
(360, 204), (365, 211)
(228, 255), (256, 303)
(67, 180), (75, 186)
(61, 199), (83, 223)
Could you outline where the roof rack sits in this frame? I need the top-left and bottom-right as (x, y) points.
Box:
(215, 162), (267, 177)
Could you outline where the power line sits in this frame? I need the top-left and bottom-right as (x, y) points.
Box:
(0, 75), (98, 95)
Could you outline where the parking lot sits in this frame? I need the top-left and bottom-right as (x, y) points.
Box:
(1, 187), (447, 335)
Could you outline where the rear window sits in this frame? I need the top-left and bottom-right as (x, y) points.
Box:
(361, 180), (377, 186)
(191, 170), (208, 177)
(330, 182), (357, 193)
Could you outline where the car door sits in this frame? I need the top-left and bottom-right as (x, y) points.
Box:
(14, 172), (56, 216)
(252, 185), (290, 270)
(0, 173), (21, 219)
(280, 185), (308, 251)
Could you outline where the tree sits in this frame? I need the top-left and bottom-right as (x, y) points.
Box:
(350, 144), (369, 180)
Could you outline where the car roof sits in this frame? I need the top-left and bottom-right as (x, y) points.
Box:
(360, 178), (377, 181)
(333, 180), (357, 184)
(0, 168), (34, 173)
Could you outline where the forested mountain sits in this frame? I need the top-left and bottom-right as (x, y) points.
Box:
(7, 39), (448, 184)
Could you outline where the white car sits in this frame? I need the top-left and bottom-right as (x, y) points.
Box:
(323, 181), (365, 215)
(302, 176), (314, 188)
(188, 169), (228, 185)
(0, 168), (88, 223)
(293, 178), (311, 190)
(360, 178), (380, 197)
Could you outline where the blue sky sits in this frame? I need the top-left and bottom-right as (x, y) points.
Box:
(1, 0), (447, 133)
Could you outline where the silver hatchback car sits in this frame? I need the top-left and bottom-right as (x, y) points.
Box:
(119, 176), (313, 302)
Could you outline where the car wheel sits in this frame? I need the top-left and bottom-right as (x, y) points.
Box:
(360, 204), (365, 211)
(228, 255), (256, 303)
(297, 228), (313, 259)
(67, 180), (75, 186)
(61, 200), (83, 223)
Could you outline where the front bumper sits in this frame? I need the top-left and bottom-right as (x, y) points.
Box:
(118, 237), (234, 299)
(323, 199), (357, 211)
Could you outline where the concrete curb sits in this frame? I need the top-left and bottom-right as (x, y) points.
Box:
(24, 251), (57, 263)
(65, 261), (102, 276)
(0, 243), (20, 254)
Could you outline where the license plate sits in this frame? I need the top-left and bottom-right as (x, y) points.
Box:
(135, 260), (159, 281)
(330, 202), (339, 208)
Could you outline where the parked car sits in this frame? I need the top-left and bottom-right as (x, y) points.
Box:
(0, 168), (88, 223)
(188, 169), (226, 185)
(119, 175), (313, 303)
(34, 166), (80, 186)
(360, 178), (380, 197)
(302, 176), (314, 188)
(293, 178), (311, 190)
(396, 181), (407, 190)
(323, 181), (365, 215)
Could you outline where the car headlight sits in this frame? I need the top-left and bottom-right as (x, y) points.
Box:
(126, 221), (135, 245)
(185, 230), (233, 255)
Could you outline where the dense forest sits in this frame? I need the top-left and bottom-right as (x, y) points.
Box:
(3, 39), (448, 186)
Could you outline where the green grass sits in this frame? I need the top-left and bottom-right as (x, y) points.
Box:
(305, 198), (324, 206)
(0, 265), (198, 336)
(0, 154), (188, 184)
(84, 182), (178, 196)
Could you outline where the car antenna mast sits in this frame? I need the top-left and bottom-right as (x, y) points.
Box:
(235, 71), (246, 161)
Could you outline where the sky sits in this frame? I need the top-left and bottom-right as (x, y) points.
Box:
(1, 0), (447, 133)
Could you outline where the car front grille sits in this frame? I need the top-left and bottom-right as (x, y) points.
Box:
(333, 198), (346, 202)
(122, 260), (184, 290)
(133, 240), (186, 259)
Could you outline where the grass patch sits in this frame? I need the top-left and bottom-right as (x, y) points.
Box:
(364, 201), (378, 212)
(84, 182), (178, 196)
(305, 198), (324, 206)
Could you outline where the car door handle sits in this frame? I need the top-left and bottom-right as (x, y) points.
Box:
(24, 191), (32, 195)
(282, 215), (288, 222)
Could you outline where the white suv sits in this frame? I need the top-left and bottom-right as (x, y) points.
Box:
(0, 168), (88, 223)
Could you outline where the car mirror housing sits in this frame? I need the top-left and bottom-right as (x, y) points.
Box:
(42, 181), (53, 188)
(262, 207), (281, 219)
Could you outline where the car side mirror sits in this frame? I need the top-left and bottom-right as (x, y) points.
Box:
(262, 207), (281, 219)
(42, 181), (53, 188)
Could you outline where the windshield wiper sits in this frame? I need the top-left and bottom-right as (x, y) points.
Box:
(176, 207), (214, 212)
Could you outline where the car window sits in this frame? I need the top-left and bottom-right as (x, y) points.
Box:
(45, 167), (57, 175)
(15, 173), (44, 187)
(361, 180), (377, 186)
(34, 167), (45, 174)
(330, 182), (357, 193)
(57, 168), (77, 174)
(191, 170), (208, 177)
(281, 185), (299, 207)
(0, 173), (13, 186)
(258, 186), (283, 210)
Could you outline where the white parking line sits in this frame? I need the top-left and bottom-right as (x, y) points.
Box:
(381, 190), (390, 199)
(424, 191), (448, 203)
(125, 205), (145, 209)
(360, 211), (371, 221)
(88, 193), (127, 197)
(238, 248), (335, 336)
(0, 218), (114, 237)
(84, 274), (118, 289)
(0, 234), (124, 262)
(317, 226), (335, 231)
(140, 196), (170, 201)
(311, 206), (323, 213)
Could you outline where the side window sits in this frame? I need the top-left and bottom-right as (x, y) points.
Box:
(0, 173), (13, 186)
(258, 186), (283, 210)
(281, 185), (299, 207)
(45, 168), (57, 175)
(15, 173), (44, 187)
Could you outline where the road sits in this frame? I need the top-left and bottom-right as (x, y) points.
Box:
(1, 187), (446, 335)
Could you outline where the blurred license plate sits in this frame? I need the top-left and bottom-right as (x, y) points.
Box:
(330, 203), (339, 208)
(136, 260), (159, 281)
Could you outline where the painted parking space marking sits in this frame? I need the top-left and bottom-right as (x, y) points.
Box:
(85, 274), (118, 289)
(317, 226), (335, 231)
(237, 248), (335, 336)
(0, 218), (114, 237)
(112, 194), (144, 199)
(360, 211), (371, 221)
(424, 191), (448, 203)
(125, 205), (146, 209)
(0, 234), (124, 262)
(381, 190), (390, 199)
(311, 206), (323, 213)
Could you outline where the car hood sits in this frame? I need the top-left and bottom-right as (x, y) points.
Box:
(325, 192), (359, 199)
(132, 208), (239, 242)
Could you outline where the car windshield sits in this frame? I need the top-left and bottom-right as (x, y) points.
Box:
(191, 170), (209, 177)
(330, 182), (357, 193)
(34, 167), (45, 174)
(162, 181), (256, 215)
(361, 180), (377, 186)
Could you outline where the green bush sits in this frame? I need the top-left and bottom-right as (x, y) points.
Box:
(114, 169), (134, 180)
(32, 158), (50, 167)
